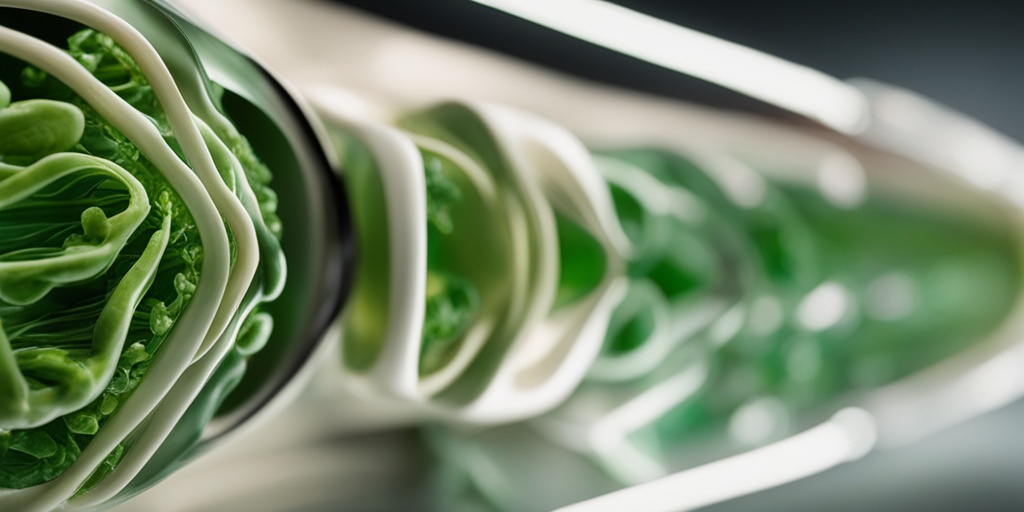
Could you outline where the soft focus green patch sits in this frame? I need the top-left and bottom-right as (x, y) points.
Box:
(420, 153), (480, 376)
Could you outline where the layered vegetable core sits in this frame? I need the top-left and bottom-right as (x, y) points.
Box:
(0, 27), (283, 493)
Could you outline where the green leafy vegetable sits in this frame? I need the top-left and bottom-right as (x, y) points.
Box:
(0, 51), (198, 487)
(424, 154), (461, 235)
(421, 272), (480, 375)
(420, 153), (480, 375)
(0, 27), (281, 491)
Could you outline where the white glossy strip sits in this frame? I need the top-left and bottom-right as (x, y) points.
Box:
(470, 0), (870, 134)
(312, 93), (428, 400)
(407, 134), (502, 397)
(478, 103), (625, 413)
(431, 102), (559, 421)
(597, 155), (706, 222)
(555, 408), (877, 512)
(593, 362), (708, 450)
(490, 103), (632, 257)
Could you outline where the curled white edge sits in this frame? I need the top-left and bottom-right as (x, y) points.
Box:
(340, 98), (561, 421)
(75, 124), (286, 507)
(438, 101), (629, 424)
(71, 0), (260, 362)
(407, 133), (507, 398)
(308, 88), (428, 402)
(305, 91), (631, 424)
(0, 0), (262, 508)
(0, 23), (227, 512)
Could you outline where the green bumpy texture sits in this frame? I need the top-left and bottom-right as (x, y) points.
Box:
(0, 29), (201, 488)
(0, 29), (280, 490)
(419, 153), (481, 376)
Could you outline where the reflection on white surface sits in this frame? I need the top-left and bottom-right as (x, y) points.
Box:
(589, 363), (709, 450)
(817, 152), (867, 209)
(858, 81), (1023, 194)
(869, 339), (1024, 447)
(556, 408), (877, 512)
(864, 272), (916, 321)
(470, 0), (870, 133)
(594, 155), (706, 222)
(729, 396), (790, 447)
(701, 155), (767, 210)
(797, 282), (851, 332)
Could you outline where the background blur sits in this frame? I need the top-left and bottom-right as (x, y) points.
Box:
(324, 1), (1024, 510)
(334, 0), (1024, 140)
